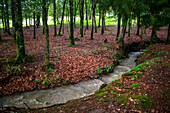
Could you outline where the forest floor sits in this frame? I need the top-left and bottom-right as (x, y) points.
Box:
(27, 43), (169, 113)
(0, 25), (169, 112)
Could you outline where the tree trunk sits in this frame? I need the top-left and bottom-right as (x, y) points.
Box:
(74, 1), (78, 28)
(167, 23), (170, 44)
(116, 14), (121, 41)
(136, 14), (140, 35)
(33, 6), (36, 39)
(11, 0), (16, 42)
(98, 8), (101, 27)
(69, 0), (75, 45)
(80, 0), (84, 37)
(85, 0), (88, 30)
(94, 3), (97, 33)
(53, 0), (57, 36)
(119, 16), (127, 57)
(101, 10), (104, 35)
(5, 0), (11, 35)
(58, 0), (66, 35)
(25, 15), (28, 27)
(42, 9), (45, 34)
(43, 0), (50, 65)
(36, 14), (40, 28)
(1, 0), (5, 33)
(128, 17), (131, 37)
(15, 0), (26, 63)
(150, 25), (159, 42)
(90, 3), (94, 40)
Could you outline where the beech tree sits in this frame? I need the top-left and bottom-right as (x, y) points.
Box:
(80, 0), (84, 37)
(53, 0), (57, 36)
(69, 0), (75, 45)
(42, 0), (50, 65)
(14, 0), (26, 63)
(58, 0), (66, 35)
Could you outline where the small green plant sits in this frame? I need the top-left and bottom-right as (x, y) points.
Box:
(110, 51), (115, 59)
(42, 79), (50, 86)
(56, 76), (62, 83)
(97, 67), (103, 74)
(56, 46), (62, 52)
(104, 47), (107, 52)
(99, 98), (104, 101)
(130, 83), (140, 88)
(34, 79), (40, 84)
(65, 79), (70, 84)
(7, 65), (22, 76)
(158, 50), (165, 55)
(131, 77), (136, 80)
(92, 49), (98, 54)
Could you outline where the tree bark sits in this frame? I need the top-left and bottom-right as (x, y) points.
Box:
(74, 1), (78, 28)
(94, 3), (97, 33)
(69, 0), (75, 45)
(98, 7), (101, 27)
(136, 14), (140, 35)
(119, 16), (127, 57)
(53, 0), (57, 36)
(85, 0), (88, 30)
(25, 15), (28, 27)
(15, 0), (26, 63)
(167, 23), (170, 43)
(128, 17), (131, 37)
(116, 14), (121, 41)
(33, 5), (36, 39)
(11, 0), (16, 42)
(101, 10), (105, 35)
(58, 0), (66, 35)
(5, 0), (11, 35)
(90, 3), (95, 40)
(36, 14), (40, 28)
(80, 0), (84, 37)
(43, 0), (50, 65)
(0, 0), (5, 33)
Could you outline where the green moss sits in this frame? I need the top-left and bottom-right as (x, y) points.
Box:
(132, 94), (152, 108)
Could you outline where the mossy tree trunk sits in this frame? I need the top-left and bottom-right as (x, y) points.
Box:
(58, 0), (66, 35)
(80, 0), (84, 37)
(15, 0), (26, 63)
(53, 0), (57, 36)
(119, 16), (127, 57)
(69, 0), (75, 45)
(43, 0), (50, 65)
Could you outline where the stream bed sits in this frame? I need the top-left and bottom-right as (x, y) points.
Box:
(0, 51), (142, 109)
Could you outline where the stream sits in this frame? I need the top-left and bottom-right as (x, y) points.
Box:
(0, 51), (143, 109)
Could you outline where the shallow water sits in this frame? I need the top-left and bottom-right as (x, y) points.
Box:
(0, 52), (142, 109)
